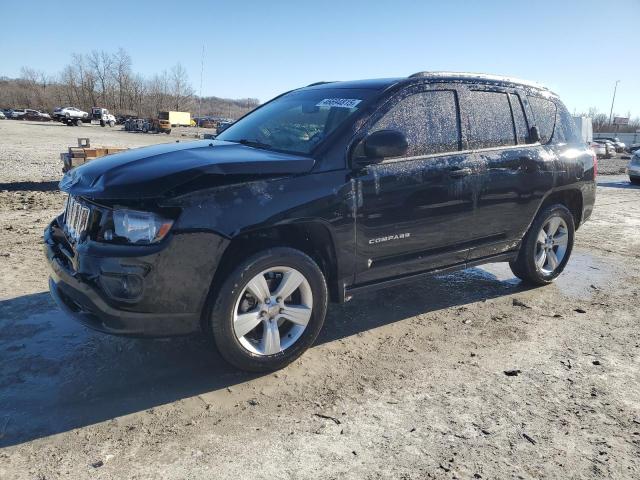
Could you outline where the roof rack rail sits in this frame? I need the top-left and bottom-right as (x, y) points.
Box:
(408, 71), (549, 90)
(306, 81), (337, 87)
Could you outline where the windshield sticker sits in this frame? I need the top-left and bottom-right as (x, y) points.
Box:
(316, 98), (362, 109)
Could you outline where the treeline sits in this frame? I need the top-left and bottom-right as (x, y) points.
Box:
(576, 107), (640, 133)
(0, 48), (260, 119)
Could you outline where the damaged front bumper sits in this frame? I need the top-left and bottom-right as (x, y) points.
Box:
(44, 217), (225, 337)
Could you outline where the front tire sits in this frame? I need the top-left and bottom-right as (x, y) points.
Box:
(509, 204), (575, 285)
(209, 247), (328, 372)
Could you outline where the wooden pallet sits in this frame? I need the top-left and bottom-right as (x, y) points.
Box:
(61, 138), (128, 172)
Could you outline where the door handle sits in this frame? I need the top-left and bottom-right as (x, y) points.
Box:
(448, 167), (472, 178)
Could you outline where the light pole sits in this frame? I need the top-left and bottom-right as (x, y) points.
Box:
(609, 80), (620, 126)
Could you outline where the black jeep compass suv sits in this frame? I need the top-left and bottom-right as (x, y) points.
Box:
(45, 72), (596, 371)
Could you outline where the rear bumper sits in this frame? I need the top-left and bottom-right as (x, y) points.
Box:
(44, 218), (225, 337)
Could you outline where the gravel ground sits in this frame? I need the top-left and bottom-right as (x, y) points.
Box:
(1, 121), (639, 479)
(597, 156), (632, 175)
(0, 120), (212, 183)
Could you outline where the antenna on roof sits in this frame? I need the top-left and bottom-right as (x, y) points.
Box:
(306, 81), (337, 87)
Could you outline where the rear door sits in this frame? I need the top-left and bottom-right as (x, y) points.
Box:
(352, 85), (482, 285)
(462, 87), (553, 259)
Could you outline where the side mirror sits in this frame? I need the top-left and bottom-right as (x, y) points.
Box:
(362, 130), (408, 163)
(528, 126), (541, 144)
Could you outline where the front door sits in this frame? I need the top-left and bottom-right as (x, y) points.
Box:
(352, 87), (482, 285)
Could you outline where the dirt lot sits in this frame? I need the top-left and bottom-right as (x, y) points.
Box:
(1, 120), (639, 479)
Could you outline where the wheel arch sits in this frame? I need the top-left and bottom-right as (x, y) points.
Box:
(200, 221), (340, 331)
(538, 188), (583, 229)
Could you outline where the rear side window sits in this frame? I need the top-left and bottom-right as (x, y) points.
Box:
(371, 90), (461, 157)
(467, 90), (516, 149)
(527, 96), (557, 144)
(509, 94), (528, 144)
(555, 102), (582, 144)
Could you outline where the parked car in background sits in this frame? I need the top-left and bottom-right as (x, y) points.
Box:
(590, 141), (607, 158)
(596, 136), (626, 153)
(629, 150), (640, 185)
(593, 139), (616, 158)
(124, 118), (149, 132)
(45, 72), (596, 372)
(116, 115), (135, 125)
(0, 111), (5, 120)
(53, 106), (88, 120)
(23, 109), (52, 121)
(123, 117), (171, 134)
(216, 120), (233, 134)
(9, 109), (26, 119)
(198, 118), (216, 128)
(629, 143), (640, 153)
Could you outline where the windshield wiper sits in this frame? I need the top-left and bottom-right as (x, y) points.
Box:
(230, 138), (273, 150)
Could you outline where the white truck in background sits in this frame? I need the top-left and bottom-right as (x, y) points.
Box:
(90, 107), (116, 127)
(572, 116), (593, 144)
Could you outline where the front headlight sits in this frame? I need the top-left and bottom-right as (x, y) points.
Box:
(106, 209), (174, 245)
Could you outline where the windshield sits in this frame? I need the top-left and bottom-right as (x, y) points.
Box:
(217, 88), (373, 154)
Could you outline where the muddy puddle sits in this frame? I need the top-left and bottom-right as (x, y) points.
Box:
(476, 250), (618, 299)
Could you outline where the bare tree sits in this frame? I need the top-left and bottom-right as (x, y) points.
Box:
(146, 70), (171, 116)
(2, 47), (260, 120)
(112, 48), (132, 110)
(87, 50), (114, 107)
(169, 63), (194, 111)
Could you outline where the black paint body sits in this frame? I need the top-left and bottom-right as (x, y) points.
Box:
(44, 74), (596, 336)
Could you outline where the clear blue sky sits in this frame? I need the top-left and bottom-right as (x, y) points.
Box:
(1, 0), (638, 117)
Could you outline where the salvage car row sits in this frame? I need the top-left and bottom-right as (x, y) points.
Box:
(0, 106), (120, 127)
(1, 108), (52, 121)
(1, 106), (86, 122)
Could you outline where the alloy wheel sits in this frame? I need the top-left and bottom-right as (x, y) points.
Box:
(233, 267), (313, 356)
(534, 216), (569, 275)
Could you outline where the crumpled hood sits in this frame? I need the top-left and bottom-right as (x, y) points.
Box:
(59, 140), (315, 199)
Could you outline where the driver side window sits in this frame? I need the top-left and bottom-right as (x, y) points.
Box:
(370, 90), (461, 158)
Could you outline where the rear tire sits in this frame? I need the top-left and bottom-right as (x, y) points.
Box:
(75, 119), (82, 127)
(509, 204), (574, 285)
(209, 247), (328, 372)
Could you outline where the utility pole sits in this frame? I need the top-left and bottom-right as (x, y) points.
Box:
(609, 80), (620, 126)
(196, 44), (204, 136)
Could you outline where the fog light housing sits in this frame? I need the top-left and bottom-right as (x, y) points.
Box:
(99, 273), (144, 301)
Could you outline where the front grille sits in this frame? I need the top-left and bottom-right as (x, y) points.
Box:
(63, 195), (90, 242)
